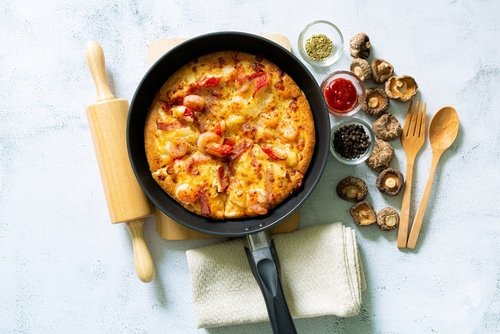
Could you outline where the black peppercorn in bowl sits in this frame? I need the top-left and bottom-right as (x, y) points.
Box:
(298, 20), (344, 68)
(330, 118), (374, 165)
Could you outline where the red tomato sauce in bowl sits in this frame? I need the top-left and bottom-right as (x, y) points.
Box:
(321, 71), (365, 117)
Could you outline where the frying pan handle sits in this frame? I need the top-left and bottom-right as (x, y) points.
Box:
(245, 232), (297, 334)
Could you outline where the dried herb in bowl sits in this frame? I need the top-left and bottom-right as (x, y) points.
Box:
(305, 34), (334, 61)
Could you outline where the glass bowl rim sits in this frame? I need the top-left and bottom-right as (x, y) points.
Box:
(329, 117), (375, 164)
(297, 20), (344, 67)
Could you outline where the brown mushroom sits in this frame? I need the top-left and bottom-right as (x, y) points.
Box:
(336, 176), (368, 202)
(377, 207), (400, 231)
(350, 201), (377, 226)
(349, 33), (371, 59)
(385, 75), (418, 102)
(350, 58), (372, 81)
(367, 139), (394, 171)
(371, 59), (394, 83)
(376, 168), (404, 196)
(361, 88), (389, 117)
(372, 114), (402, 141)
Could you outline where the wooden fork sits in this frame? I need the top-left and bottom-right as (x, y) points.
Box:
(397, 100), (426, 248)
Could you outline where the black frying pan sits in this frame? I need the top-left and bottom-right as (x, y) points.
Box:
(127, 32), (329, 333)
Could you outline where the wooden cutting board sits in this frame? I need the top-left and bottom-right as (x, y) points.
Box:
(148, 34), (300, 240)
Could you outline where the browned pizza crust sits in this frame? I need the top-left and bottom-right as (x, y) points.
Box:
(290, 93), (316, 174)
(144, 100), (166, 172)
(144, 51), (316, 219)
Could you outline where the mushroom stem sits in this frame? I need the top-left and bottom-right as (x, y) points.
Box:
(396, 80), (408, 93)
(377, 63), (389, 73)
(384, 177), (397, 190)
(385, 215), (398, 227)
(346, 188), (358, 199)
(368, 97), (379, 108)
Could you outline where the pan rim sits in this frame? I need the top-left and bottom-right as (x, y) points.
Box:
(127, 31), (330, 237)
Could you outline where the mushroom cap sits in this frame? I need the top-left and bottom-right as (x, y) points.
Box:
(385, 75), (418, 102)
(336, 176), (368, 202)
(376, 168), (404, 196)
(377, 207), (400, 230)
(367, 139), (395, 171)
(349, 32), (371, 59)
(349, 201), (377, 226)
(371, 58), (394, 83)
(350, 58), (372, 81)
(361, 87), (389, 117)
(372, 114), (402, 141)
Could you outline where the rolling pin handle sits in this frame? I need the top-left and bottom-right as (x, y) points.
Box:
(126, 219), (156, 283)
(85, 41), (115, 102)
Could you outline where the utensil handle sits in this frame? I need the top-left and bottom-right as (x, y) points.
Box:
(407, 152), (441, 249)
(85, 41), (115, 101)
(397, 161), (415, 248)
(126, 220), (156, 283)
(245, 233), (296, 334)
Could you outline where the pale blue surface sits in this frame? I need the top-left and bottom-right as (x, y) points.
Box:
(1, 0), (499, 333)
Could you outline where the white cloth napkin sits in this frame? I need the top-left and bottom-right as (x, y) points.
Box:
(185, 222), (366, 329)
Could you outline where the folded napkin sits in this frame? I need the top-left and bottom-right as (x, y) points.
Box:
(186, 222), (366, 329)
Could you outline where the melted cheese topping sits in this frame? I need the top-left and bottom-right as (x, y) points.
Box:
(144, 51), (315, 219)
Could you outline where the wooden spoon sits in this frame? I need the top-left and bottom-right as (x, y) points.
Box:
(407, 106), (459, 249)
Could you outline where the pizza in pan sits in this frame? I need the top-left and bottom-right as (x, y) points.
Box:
(144, 51), (315, 219)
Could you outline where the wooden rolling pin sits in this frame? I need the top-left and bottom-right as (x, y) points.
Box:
(84, 41), (155, 283)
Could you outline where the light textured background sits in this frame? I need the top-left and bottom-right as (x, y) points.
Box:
(1, 0), (499, 333)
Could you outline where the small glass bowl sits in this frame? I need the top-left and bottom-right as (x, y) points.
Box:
(321, 70), (366, 117)
(298, 20), (344, 68)
(330, 118), (375, 165)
